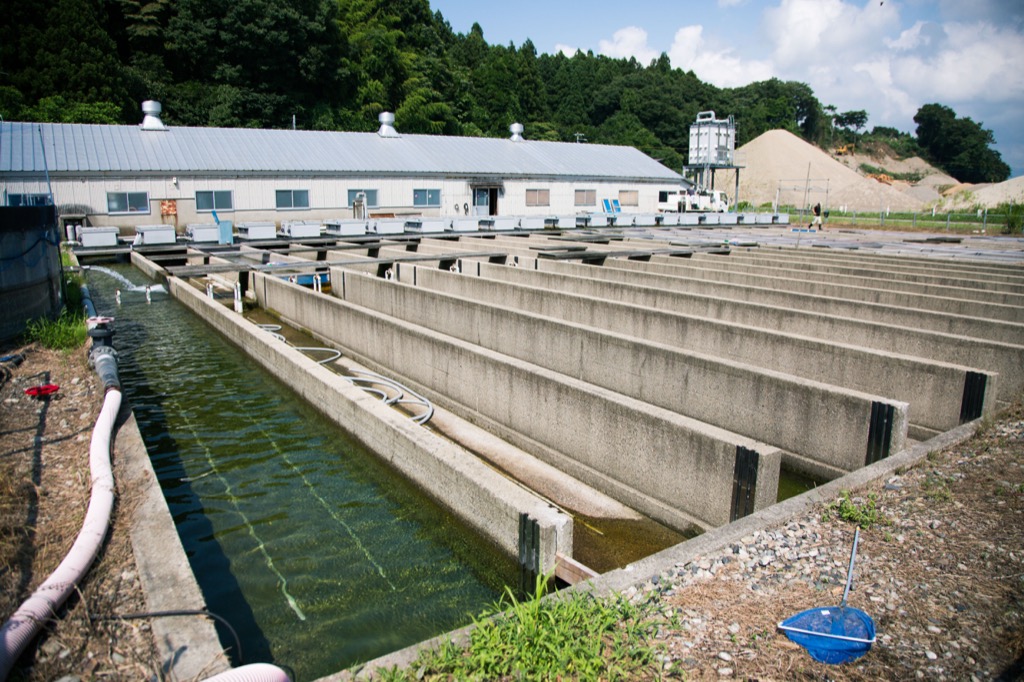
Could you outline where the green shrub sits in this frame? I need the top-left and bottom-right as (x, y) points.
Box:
(997, 201), (1023, 234)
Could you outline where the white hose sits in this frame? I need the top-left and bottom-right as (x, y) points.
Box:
(202, 663), (292, 682)
(0, 388), (122, 680)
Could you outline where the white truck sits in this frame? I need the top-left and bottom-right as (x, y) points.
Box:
(657, 188), (729, 213)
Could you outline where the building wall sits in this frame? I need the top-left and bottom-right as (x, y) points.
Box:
(5, 174), (680, 231)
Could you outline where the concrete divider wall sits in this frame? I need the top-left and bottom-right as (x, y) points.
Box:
(682, 251), (1024, 298)
(257, 271), (781, 531)
(345, 268), (908, 475)
(736, 246), (1024, 282)
(410, 237), (1024, 346)
(709, 250), (1024, 292)
(510, 256), (1024, 346)
(442, 261), (997, 432)
(399, 258), (1024, 401)
(600, 256), (1024, 323)
(168, 277), (571, 569)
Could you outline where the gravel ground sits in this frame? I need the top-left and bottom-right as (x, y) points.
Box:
(633, 402), (1024, 680)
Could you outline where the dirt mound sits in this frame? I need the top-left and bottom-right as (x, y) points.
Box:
(724, 130), (926, 212)
(940, 175), (1024, 210)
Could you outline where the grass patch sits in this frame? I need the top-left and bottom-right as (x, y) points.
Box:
(822, 491), (890, 529)
(23, 271), (88, 351)
(24, 308), (86, 351)
(390, 576), (665, 680)
(857, 163), (924, 183)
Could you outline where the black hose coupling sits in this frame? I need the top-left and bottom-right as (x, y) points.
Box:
(89, 345), (121, 392)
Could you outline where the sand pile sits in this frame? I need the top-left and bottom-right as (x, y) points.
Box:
(721, 130), (926, 212)
(941, 175), (1024, 209)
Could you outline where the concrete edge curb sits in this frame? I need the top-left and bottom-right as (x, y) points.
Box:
(117, 405), (231, 680)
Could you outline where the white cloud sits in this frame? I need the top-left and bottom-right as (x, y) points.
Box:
(668, 25), (773, 87)
(556, 43), (580, 57)
(762, 0), (898, 69)
(890, 21), (1024, 103)
(575, 0), (1024, 175)
(597, 26), (660, 64)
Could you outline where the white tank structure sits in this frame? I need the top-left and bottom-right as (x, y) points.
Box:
(683, 111), (742, 210)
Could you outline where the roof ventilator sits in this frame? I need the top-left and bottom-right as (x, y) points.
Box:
(509, 122), (525, 142)
(377, 111), (400, 138)
(140, 100), (167, 131)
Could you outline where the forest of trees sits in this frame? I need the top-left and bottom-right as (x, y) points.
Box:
(0, 0), (1010, 183)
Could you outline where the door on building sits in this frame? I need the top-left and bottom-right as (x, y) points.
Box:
(473, 187), (499, 216)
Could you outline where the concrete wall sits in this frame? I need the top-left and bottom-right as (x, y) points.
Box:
(399, 260), (1001, 433)
(421, 253), (1021, 401)
(714, 249), (1024, 294)
(168, 277), (571, 569)
(340, 268), (908, 476)
(443, 235), (1024, 335)
(446, 233), (1024, 327)
(253, 272), (782, 531)
(600, 255), (1024, 324)
(681, 252), (1024, 306)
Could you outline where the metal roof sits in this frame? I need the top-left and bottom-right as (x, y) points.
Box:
(0, 121), (682, 182)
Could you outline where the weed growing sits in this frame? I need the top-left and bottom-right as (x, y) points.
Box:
(24, 308), (86, 351)
(397, 576), (665, 680)
(822, 491), (891, 529)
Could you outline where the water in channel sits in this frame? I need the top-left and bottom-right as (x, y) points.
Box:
(84, 264), (511, 681)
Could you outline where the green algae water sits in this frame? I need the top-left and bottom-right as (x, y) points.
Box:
(84, 264), (509, 681)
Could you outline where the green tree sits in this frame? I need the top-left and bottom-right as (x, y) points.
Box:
(166, 0), (346, 128)
(835, 109), (868, 133)
(913, 103), (1009, 183)
(0, 0), (129, 121)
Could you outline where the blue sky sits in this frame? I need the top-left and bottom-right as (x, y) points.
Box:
(430, 0), (1024, 179)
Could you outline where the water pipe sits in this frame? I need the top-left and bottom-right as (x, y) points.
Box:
(0, 380), (121, 680)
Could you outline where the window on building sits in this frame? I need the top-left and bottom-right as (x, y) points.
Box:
(574, 189), (596, 206)
(618, 190), (639, 207)
(658, 191), (671, 203)
(526, 189), (550, 207)
(106, 191), (150, 214)
(6, 193), (51, 207)
(196, 190), (233, 212)
(347, 189), (379, 207)
(276, 189), (310, 210)
(413, 189), (441, 207)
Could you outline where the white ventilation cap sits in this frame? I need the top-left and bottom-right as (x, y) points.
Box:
(378, 111), (399, 137)
(140, 100), (167, 131)
(510, 123), (524, 141)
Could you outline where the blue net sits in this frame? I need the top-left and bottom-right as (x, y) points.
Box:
(779, 605), (876, 664)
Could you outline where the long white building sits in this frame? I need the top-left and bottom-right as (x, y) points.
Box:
(0, 102), (686, 231)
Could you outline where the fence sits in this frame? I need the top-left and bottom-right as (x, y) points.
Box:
(777, 206), (1019, 234)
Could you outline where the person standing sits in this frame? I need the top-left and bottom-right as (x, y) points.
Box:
(809, 202), (823, 230)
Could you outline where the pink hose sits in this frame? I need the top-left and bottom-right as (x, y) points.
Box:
(0, 388), (122, 680)
(202, 663), (292, 681)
